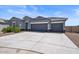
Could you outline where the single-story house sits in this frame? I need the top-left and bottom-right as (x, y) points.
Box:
(8, 16), (68, 32)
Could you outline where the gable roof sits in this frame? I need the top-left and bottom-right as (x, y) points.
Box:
(10, 17), (22, 21)
(48, 17), (68, 21)
(23, 16), (32, 20)
(23, 16), (68, 22)
(31, 16), (49, 22)
(8, 16), (68, 23)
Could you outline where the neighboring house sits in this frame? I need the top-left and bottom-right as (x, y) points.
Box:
(9, 16), (67, 32)
(0, 18), (9, 31)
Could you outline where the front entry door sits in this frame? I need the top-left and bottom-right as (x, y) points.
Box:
(25, 23), (28, 30)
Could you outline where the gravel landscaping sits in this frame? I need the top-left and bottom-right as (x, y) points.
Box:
(65, 32), (79, 48)
(0, 32), (15, 37)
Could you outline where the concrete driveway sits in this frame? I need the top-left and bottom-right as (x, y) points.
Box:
(0, 32), (79, 54)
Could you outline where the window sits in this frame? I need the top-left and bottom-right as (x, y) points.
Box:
(12, 21), (16, 26)
(13, 23), (16, 26)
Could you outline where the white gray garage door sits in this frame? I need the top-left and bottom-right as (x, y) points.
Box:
(51, 23), (63, 32)
(31, 24), (48, 31)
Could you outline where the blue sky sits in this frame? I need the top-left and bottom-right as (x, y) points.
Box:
(0, 5), (79, 26)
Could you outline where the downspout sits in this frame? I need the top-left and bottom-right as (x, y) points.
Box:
(64, 18), (68, 32)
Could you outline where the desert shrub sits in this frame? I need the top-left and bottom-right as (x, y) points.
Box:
(10, 26), (15, 32)
(6, 26), (12, 32)
(14, 27), (20, 33)
(1, 26), (20, 33)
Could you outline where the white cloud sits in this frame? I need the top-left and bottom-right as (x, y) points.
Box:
(66, 17), (79, 26)
(7, 7), (48, 17)
(7, 7), (69, 18)
(53, 11), (67, 17)
(54, 11), (62, 15)
(7, 9), (67, 18)
(6, 6), (51, 18)
(74, 8), (79, 16)
(29, 5), (38, 11)
(7, 9), (31, 15)
(7, 9), (14, 13)
(7, 6), (39, 17)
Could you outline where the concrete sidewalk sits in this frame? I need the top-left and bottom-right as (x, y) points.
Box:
(0, 32), (78, 54)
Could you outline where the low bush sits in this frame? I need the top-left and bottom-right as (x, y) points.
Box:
(14, 27), (20, 33)
(6, 26), (12, 32)
(1, 26), (20, 33)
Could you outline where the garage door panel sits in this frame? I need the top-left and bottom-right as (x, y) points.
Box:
(51, 23), (63, 32)
(31, 24), (48, 31)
